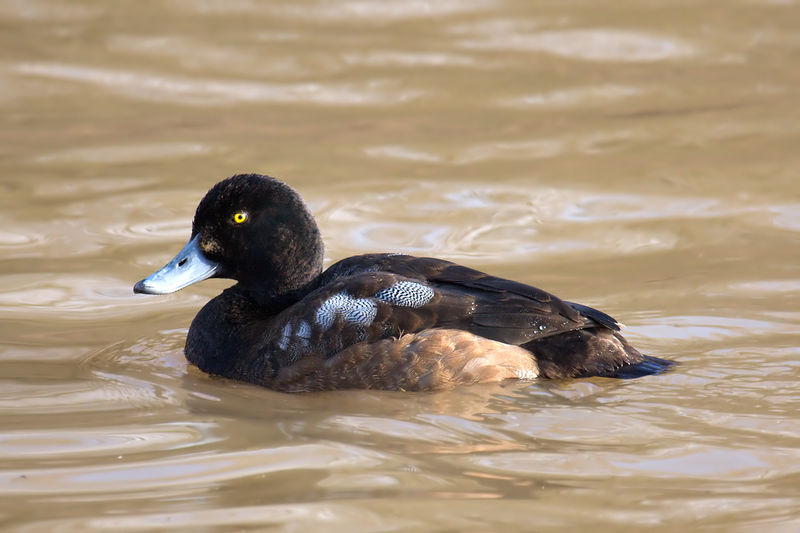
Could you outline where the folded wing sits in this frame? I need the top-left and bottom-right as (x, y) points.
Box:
(265, 254), (618, 367)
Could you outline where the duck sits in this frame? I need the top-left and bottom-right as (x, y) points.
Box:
(134, 173), (673, 392)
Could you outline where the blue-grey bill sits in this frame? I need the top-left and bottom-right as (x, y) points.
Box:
(133, 234), (220, 294)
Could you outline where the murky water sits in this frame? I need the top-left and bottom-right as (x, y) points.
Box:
(2, 0), (799, 530)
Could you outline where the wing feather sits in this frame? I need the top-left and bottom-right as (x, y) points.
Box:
(261, 254), (621, 365)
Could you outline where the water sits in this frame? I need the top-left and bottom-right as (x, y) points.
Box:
(1, 0), (799, 530)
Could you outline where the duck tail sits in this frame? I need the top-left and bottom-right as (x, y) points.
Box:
(611, 355), (676, 379)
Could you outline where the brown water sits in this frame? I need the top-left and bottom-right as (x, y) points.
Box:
(2, 0), (799, 530)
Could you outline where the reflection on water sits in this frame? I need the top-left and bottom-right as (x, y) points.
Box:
(2, 0), (800, 530)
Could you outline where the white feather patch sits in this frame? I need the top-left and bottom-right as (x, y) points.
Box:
(296, 320), (311, 341)
(315, 293), (378, 330)
(278, 322), (292, 350)
(374, 281), (434, 308)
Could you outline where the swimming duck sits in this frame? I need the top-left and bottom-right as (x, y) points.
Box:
(134, 174), (672, 392)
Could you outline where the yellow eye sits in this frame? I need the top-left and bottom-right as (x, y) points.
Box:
(232, 211), (248, 224)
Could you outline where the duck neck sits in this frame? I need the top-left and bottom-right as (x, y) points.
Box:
(238, 271), (321, 314)
(236, 243), (325, 314)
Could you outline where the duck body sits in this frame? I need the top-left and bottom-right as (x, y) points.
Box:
(135, 174), (673, 392)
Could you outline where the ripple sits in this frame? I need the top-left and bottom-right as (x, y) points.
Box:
(0, 423), (214, 458)
(0, 371), (175, 415)
(458, 28), (697, 62)
(329, 415), (465, 443)
(490, 408), (676, 444)
(361, 120), (784, 165)
(19, 502), (396, 531)
(0, 0), (100, 20)
(33, 143), (215, 165)
(0, 273), (208, 319)
(24, 495), (798, 532)
(364, 144), (442, 163)
(730, 279), (800, 293)
(342, 50), (476, 68)
(173, 0), (495, 20)
(316, 181), (800, 263)
(768, 204), (800, 231)
(15, 63), (424, 106)
(347, 221), (451, 252)
(0, 442), (386, 494)
(561, 193), (722, 222)
(325, 414), (518, 452)
(0, 217), (104, 259)
(500, 84), (643, 109)
(632, 315), (787, 342)
(0, 346), (88, 363)
(317, 183), (687, 260)
(373, 130), (661, 165)
(453, 138), (566, 163)
(87, 334), (189, 369)
(106, 218), (190, 242)
(31, 177), (158, 198)
(466, 445), (796, 480)
(0, 229), (41, 247)
(108, 34), (343, 78)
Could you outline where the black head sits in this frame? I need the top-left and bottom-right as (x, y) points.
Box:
(193, 174), (324, 287)
(134, 174), (324, 305)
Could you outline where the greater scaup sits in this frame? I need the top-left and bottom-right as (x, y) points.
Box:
(134, 174), (673, 391)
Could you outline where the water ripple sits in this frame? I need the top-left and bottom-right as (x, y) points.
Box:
(0, 423), (214, 458)
(342, 50), (477, 68)
(0, 371), (175, 414)
(500, 84), (643, 109)
(0, 442), (387, 494)
(15, 63), (424, 106)
(108, 34), (343, 78)
(316, 183), (715, 260)
(364, 129), (668, 165)
(0, 229), (42, 248)
(768, 204), (800, 231)
(18, 502), (401, 532)
(107, 218), (190, 242)
(0, 0), (99, 20)
(172, 0), (495, 20)
(633, 315), (789, 342)
(457, 27), (697, 62)
(33, 143), (215, 165)
(0, 273), (208, 319)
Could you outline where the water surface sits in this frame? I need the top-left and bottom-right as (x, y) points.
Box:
(1, 0), (799, 530)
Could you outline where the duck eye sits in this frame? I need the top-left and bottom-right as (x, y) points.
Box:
(232, 211), (248, 224)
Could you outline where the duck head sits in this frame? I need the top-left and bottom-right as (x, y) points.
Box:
(134, 174), (324, 305)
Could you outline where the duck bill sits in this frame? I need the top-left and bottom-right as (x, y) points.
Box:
(134, 235), (220, 295)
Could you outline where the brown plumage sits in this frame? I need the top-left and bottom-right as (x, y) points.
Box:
(267, 329), (538, 392)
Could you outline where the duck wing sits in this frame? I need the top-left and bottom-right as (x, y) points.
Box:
(268, 254), (614, 361)
(255, 254), (671, 389)
(329, 253), (619, 334)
